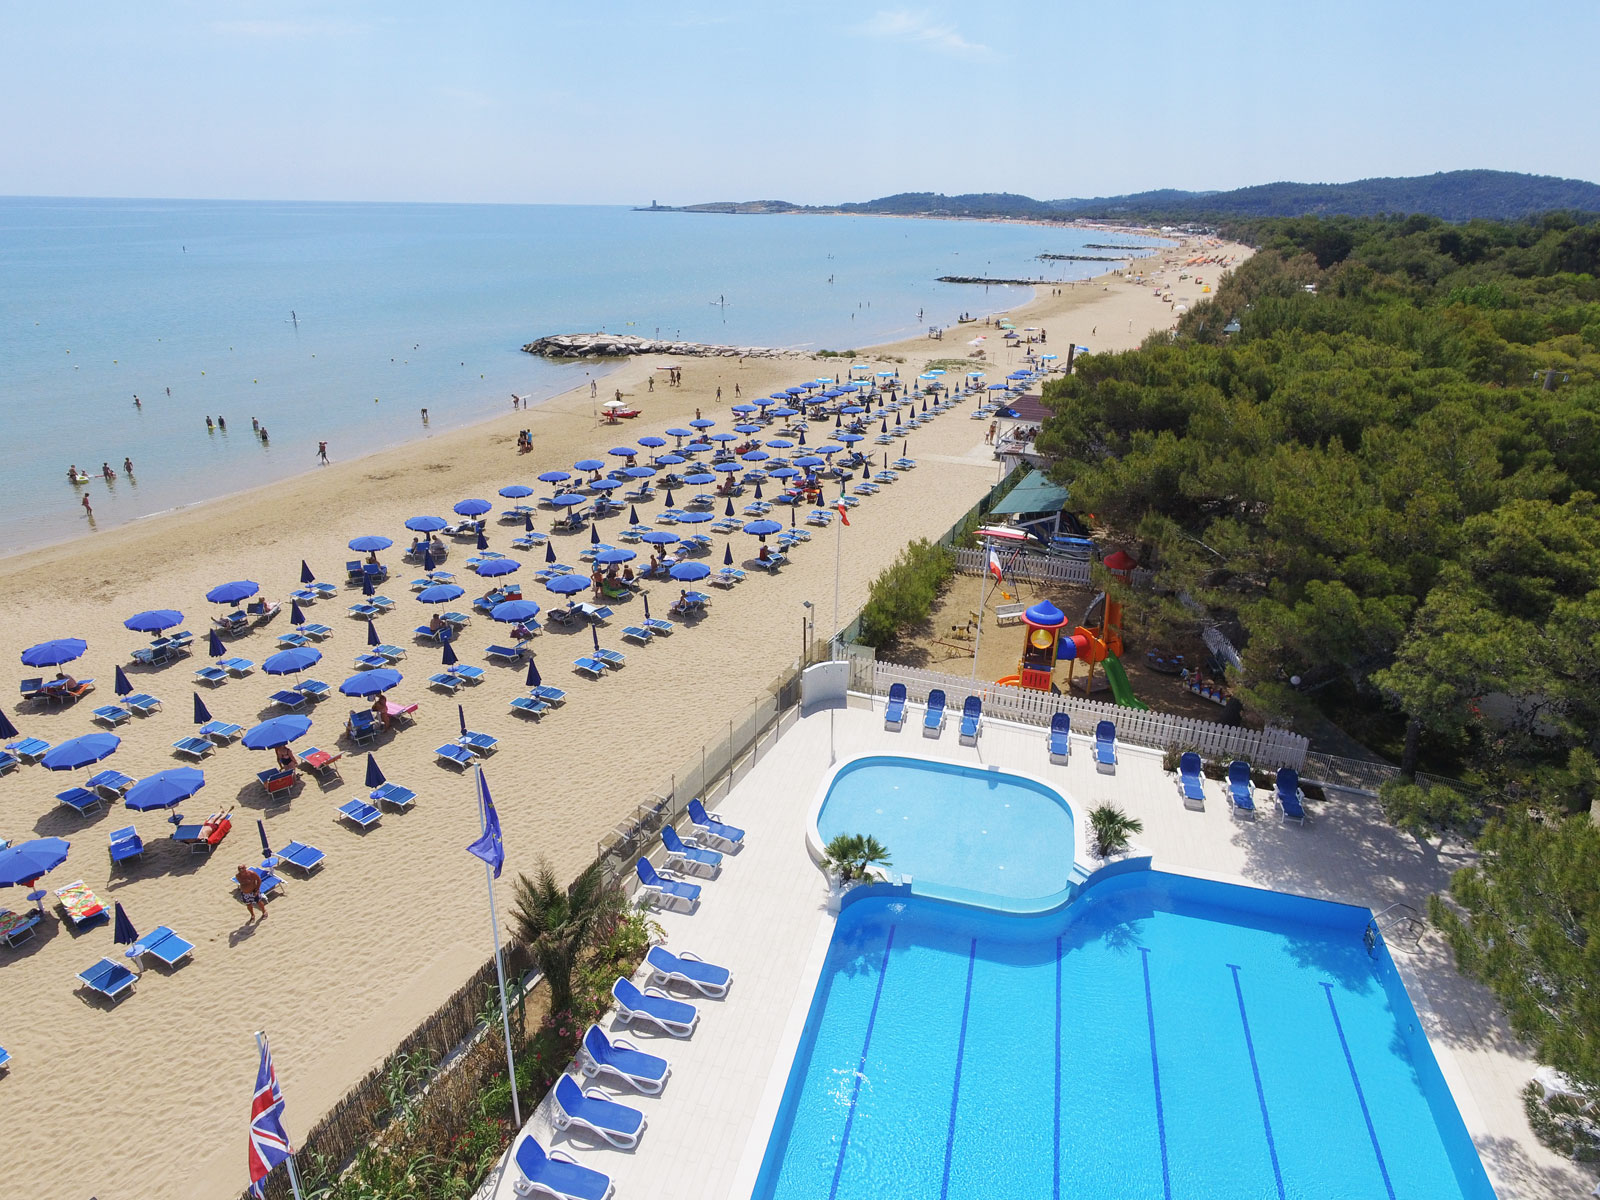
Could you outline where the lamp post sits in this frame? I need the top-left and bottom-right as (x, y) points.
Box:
(801, 600), (814, 669)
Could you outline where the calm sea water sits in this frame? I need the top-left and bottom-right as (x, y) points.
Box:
(1, 198), (1163, 550)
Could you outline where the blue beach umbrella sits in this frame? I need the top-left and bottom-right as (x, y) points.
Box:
(537, 470), (571, 484)
(766, 438), (794, 449)
(794, 455), (823, 468)
(264, 647), (321, 675)
(441, 639), (459, 666)
(454, 499), (492, 516)
(709, 432), (737, 445)
(573, 459), (605, 472)
(111, 666), (132, 696)
(676, 510), (712, 523)
(734, 423), (762, 435)
(0, 709), (18, 739)
(192, 693), (212, 724)
(666, 427), (694, 438)
(771, 406), (798, 417)
(124, 610), (183, 633)
(476, 530), (489, 551)
(724, 543), (734, 565)
(683, 472), (716, 485)
(638, 435), (666, 448)
(499, 484), (534, 498)
(545, 575), (588, 595)
(21, 638), (88, 667)
(348, 536), (393, 553)
(712, 461), (739, 474)
(689, 418), (715, 429)
(724, 498), (735, 517)
(0, 837), (71, 886)
(588, 478), (620, 491)
(731, 403), (758, 414)
(594, 548), (635, 565)
(476, 558), (521, 577)
(300, 560), (317, 584)
(754, 483), (764, 500)
(113, 902), (139, 949)
(744, 520), (782, 540)
(417, 584), (464, 604)
(242, 715), (312, 749)
(525, 658), (542, 688)
(544, 541), (557, 564)
(838, 432), (864, 444)
(290, 601), (306, 625)
(42, 733), (121, 771)
(365, 754), (386, 788)
(656, 453), (685, 466)
(367, 620), (381, 647)
(551, 493), (586, 507)
(608, 447), (636, 459)
(491, 600), (542, 623)
(339, 669), (402, 697)
(590, 524), (601, 546)
(817, 444), (843, 457)
(208, 629), (226, 657)
(205, 581), (259, 605)
(670, 561), (710, 582)
(740, 450), (769, 462)
(423, 550), (437, 571)
(524, 515), (534, 532)
(768, 466), (800, 480)
(622, 465), (655, 479)
(405, 515), (448, 533)
(125, 767), (206, 812)
(628, 506), (641, 525)
(640, 531), (679, 545)
(663, 489), (676, 507)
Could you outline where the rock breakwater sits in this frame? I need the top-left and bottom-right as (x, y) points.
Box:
(522, 333), (786, 359)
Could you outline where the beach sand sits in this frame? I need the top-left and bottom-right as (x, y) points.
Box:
(0, 234), (1245, 1200)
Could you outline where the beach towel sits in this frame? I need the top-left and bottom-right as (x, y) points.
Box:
(55, 880), (105, 923)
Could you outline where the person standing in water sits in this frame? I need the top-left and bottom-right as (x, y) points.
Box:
(316, 441), (329, 464)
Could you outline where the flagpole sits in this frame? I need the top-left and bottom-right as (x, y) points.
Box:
(255, 1032), (306, 1200)
(478, 767), (522, 1129)
(972, 568), (991, 681)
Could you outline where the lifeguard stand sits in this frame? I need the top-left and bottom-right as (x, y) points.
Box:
(1017, 600), (1069, 692)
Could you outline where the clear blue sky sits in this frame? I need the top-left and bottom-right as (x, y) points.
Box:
(3, 1), (1595, 204)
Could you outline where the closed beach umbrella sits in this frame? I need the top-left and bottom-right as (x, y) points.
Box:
(264, 647), (321, 675)
(476, 530), (489, 551)
(348, 536), (392, 553)
(491, 600), (542, 623)
(0, 837), (71, 886)
(339, 669), (402, 697)
(589, 525), (601, 546)
(367, 620), (381, 647)
(475, 558), (521, 577)
(457, 703), (468, 737)
(454, 499), (492, 517)
(256, 819), (273, 860)
(0, 709), (18, 739)
(417, 584), (464, 604)
(405, 515), (448, 533)
(525, 658), (542, 688)
(192, 693), (212, 724)
(499, 484), (534, 498)
(208, 630), (226, 657)
(205, 581), (259, 605)
(441, 639), (459, 667)
(724, 498), (735, 517)
(591, 624), (601, 655)
(524, 515), (535, 533)
(242, 715), (312, 749)
(113, 902), (140, 950)
(300, 560), (316, 584)
(723, 543), (734, 566)
(42, 733), (120, 771)
(423, 550), (437, 571)
(21, 638), (88, 667)
(114, 666), (133, 696)
(670, 562), (710, 582)
(664, 489), (675, 506)
(544, 541), (557, 564)
(124, 610), (183, 633)
(365, 754), (386, 788)
(125, 767), (206, 812)
(754, 484), (764, 500)
(290, 601), (306, 625)
(545, 575), (588, 595)
(628, 506), (641, 525)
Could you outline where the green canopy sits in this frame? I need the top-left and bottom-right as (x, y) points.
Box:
(988, 470), (1070, 517)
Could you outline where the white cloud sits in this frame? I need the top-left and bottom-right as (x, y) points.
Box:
(857, 10), (994, 59)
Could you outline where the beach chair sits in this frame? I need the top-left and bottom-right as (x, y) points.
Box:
(573, 657), (605, 678)
(200, 720), (244, 744)
(922, 689), (947, 737)
(452, 665), (485, 685)
(1094, 721), (1118, 770)
(660, 825), (721, 876)
(336, 799), (383, 829)
(311, 582), (338, 599)
(346, 560), (364, 581)
(958, 694), (983, 745)
(485, 644), (525, 663)
(642, 618), (675, 637)
(92, 704), (133, 726)
(218, 657), (253, 676)
(1227, 761), (1256, 817)
(130, 925), (194, 969)
(55, 880), (108, 928)
(193, 665), (228, 687)
(459, 730), (498, 756)
(645, 946), (731, 997)
(385, 699), (417, 726)
(371, 782), (417, 811)
(635, 858), (701, 912)
(172, 812), (232, 853)
(621, 625), (652, 643)
(1047, 712), (1071, 763)
(610, 976), (699, 1037)
(212, 612), (249, 635)
(510, 695), (549, 719)
(883, 682), (907, 730)
(429, 672), (463, 693)
(686, 798), (744, 850)
(442, 610), (472, 627)
(269, 689), (309, 711)
(347, 604), (378, 620)
(346, 711), (379, 745)
(530, 685), (566, 706)
(594, 648), (625, 670)
(373, 644), (407, 662)
(1275, 768), (1308, 824)
(511, 1136), (614, 1200)
(298, 623), (333, 640)
(435, 743), (475, 769)
(0, 750), (15, 775)
(256, 768), (301, 801)
(581, 1025), (669, 1094)
(0, 909), (42, 947)
(298, 747), (342, 780)
(276, 631), (310, 648)
(276, 841), (326, 874)
(56, 786), (104, 816)
(89, 769), (135, 798)
(172, 736), (215, 760)
(19, 678), (44, 702)
(352, 653), (388, 671)
(552, 1074), (646, 1150)
(1177, 752), (1207, 807)
(8, 736), (50, 762)
(297, 679), (330, 702)
(76, 957), (138, 1003)
(108, 826), (144, 867)
(125, 693), (162, 716)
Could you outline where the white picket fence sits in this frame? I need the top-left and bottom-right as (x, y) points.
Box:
(954, 545), (1089, 585)
(864, 660), (1310, 768)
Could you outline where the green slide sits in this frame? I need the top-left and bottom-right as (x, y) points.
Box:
(1101, 654), (1150, 710)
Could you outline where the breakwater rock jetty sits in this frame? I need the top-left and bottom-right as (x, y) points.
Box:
(522, 333), (786, 359)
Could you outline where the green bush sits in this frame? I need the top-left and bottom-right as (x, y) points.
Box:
(857, 538), (957, 648)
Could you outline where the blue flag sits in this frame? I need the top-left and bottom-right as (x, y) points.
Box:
(466, 768), (505, 878)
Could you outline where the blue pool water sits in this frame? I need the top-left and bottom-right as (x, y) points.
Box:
(815, 757), (1076, 907)
(754, 873), (1494, 1200)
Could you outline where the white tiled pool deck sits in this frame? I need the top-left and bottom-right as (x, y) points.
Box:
(482, 696), (1590, 1200)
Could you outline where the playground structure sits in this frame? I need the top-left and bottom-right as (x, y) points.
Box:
(993, 590), (1150, 711)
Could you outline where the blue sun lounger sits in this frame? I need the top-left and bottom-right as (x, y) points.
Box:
(277, 631), (309, 649)
(57, 786), (104, 816)
(643, 617), (675, 636)
(371, 782), (416, 811)
(635, 858), (701, 912)
(1275, 768), (1308, 824)
(621, 626), (652, 643)
(7, 736), (49, 762)
(435, 743), (475, 768)
(884, 682), (907, 730)
(276, 841), (326, 874)
(200, 720), (244, 743)
(90, 769), (135, 798)
(429, 672), (462, 693)
(132, 925), (194, 969)
(1048, 712), (1071, 763)
(687, 798), (743, 850)
(77, 957), (138, 1003)
(922, 688), (947, 737)
(485, 644), (524, 663)
(0, 909), (41, 947)
(958, 694), (982, 744)
(451, 665), (485, 685)
(125, 693), (162, 716)
(459, 730), (498, 756)
(1227, 761), (1256, 817)
(532, 685), (567, 705)
(645, 946), (731, 997)
(346, 712), (379, 745)
(297, 679), (330, 701)
(573, 656), (605, 677)
(0, 751), (17, 774)
(93, 704), (133, 726)
(581, 1024), (669, 1094)
(661, 825), (721, 875)
(218, 657), (254, 676)
(194, 665), (228, 686)
(513, 1136), (614, 1200)
(352, 653), (387, 670)
(298, 623), (333, 640)
(594, 648), (625, 669)
(552, 1074), (646, 1149)
(1179, 752), (1206, 806)
(270, 689), (309, 710)
(1094, 721), (1118, 768)
(611, 976), (699, 1036)
(0, 1045), (8, 1070)
(336, 799), (382, 829)
(108, 826), (144, 866)
(510, 695), (549, 718)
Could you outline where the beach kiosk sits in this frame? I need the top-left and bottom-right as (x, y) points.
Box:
(1015, 600), (1070, 692)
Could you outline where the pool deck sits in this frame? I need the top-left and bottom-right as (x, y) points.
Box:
(481, 696), (1591, 1200)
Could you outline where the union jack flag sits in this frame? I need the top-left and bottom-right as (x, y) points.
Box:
(248, 1033), (293, 1199)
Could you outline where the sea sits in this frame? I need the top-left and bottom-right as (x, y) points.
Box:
(0, 198), (1166, 551)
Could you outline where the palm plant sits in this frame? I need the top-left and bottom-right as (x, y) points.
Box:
(822, 833), (893, 883)
(1089, 804), (1143, 858)
(507, 858), (625, 1016)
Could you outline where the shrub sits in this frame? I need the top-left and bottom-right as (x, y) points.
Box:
(1088, 804), (1143, 858)
(857, 539), (957, 648)
(822, 833), (892, 883)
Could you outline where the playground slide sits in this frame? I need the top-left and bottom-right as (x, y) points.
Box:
(1101, 654), (1150, 711)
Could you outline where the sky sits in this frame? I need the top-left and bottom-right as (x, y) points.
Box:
(3, 1), (1597, 205)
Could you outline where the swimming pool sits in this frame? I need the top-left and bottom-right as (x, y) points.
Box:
(752, 872), (1494, 1200)
(813, 756), (1080, 908)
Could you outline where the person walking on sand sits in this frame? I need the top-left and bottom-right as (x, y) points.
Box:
(590, 379), (597, 398)
(316, 441), (329, 464)
(236, 864), (267, 923)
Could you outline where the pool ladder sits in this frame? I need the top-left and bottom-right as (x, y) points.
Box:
(1364, 902), (1426, 956)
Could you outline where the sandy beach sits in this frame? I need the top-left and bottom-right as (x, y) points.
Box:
(0, 233), (1244, 1200)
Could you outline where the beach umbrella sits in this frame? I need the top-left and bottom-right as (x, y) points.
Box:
(734, 423), (762, 435)
(525, 658), (542, 688)
(685, 441), (712, 454)
(677, 510), (712, 523)
(623, 465), (655, 479)
(124, 610), (183, 633)
(339, 669), (401, 697)
(794, 455), (824, 468)
(573, 459), (605, 472)
(499, 484), (534, 499)
(670, 562), (710, 582)
(242, 715), (312, 750)
(588, 477), (620, 491)
(789, 504), (796, 527)
(591, 624), (602, 655)
(689, 418), (715, 429)
(683, 472), (715, 486)
(113, 902), (140, 951)
(348, 536), (392, 553)
(205, 581), (259, 605)
(656, 453), (685, 466)
(0, 709), (17, 739)
(491, 600), (542, 623)
(817, 444), (842, 457)
(442, 639), (459, 666)
(638, 435), (666, 449)
(904, 439), (910, 456)
(797, 431), (807, 445)
(551, 493), (586, 507)
(724, 498), (735, 516)
(21, 638), (88, 667)
(454, 499), (492, 516)
(640, 531), (679, 545)
(709, 432), (737, 445)
(475, 558), (521, 578)
(537, 470), (572, 484)
(362, 574), (377, 597)
(881, 419), (888, 433)
(545, 575), (588, 595)
(417, 584), (464, 604)
(476, 530), (489, 551)
(712, 461), (739, 474)
(666, 427), (694, 439)
(290, 601), (306, 625)
(300, 560), (317, 584)
(754, 483), (764, 500)
(523, 515), (535, 533)
(544, 541), (557, 564)
(767, 438), (794, 449)
(641, 594), (651, 621)
(42, 733), (121, 771)
(125, 767), (206, 812)
(0, 837), (71, 887)
(457, 703), (469, 737)
(264, 647), (322, 675)
(365, 754), (385, 788)
(744, 520), (781, 541)
(114, 665), (133, 696)
(608, 446), (637, 459)
(406, 515), (449, 534)
(838, 432), (864, 444)
(423, 550), (437, 571)
(769, 466), (799, 480)
(740, 450), (769, 462)
(594, 548), (635, 565)
(589, 525), (601, 546)
(192, 693), (212, 724)
(731, 404), (757, 414)
(834, 415), (841, 427)
(208, 629), (226, 657)
(256, 819), (273, 860)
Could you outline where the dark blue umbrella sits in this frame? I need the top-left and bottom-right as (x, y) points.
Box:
(537, 470), (572, 484)
(300, 560), (317, 584)
(545, 541), (557, 564)
(264, 647), (322, 675)
(525, 658), (542, 688)
(365, 754), (385, 788)
(192, 693), (212, 724)
(475, 558), (521, 577)
(362, 575), (376, 597)
(623, 465), (655, 478)
(594, 548), (634, 565)
(205, 580), (259, 605)
(545, 575), (588, 595)
(754, 484), (764, 500)
(642, 594), (651, 620)
(114, 901), (140, 948)
(591, 624), (602, 654)
(21, 638), (87, 667)
(114, 665), (133, 696)
(499, 484), (535, 498)
(491, 600), (542, 623)
(125, 767), (206, 812)
(290, 601), (306, 625)
(797, 431), (807, 445)
(628, 505), (641, 525)
(42, 733), (121, 771)
(457, 703), (468, 737)
(670, 561), (710, 581)
(367, 620), (381, 647)
(744, 520), (782, 539)
(0, 837), (71, 886)
(242, 715), (312, 749)
(740, 450), (768, 462)
(666, 426), (694, 438)
(524, 514), (535, 533)
(454, 499), (492, 516)
(476, 530), (489, 551)
(724, 543), (734, 566)
(441, 639), (459, 666)
(124, 610), (183, 633)
(657, 453), (685, 466)
(348, 535), (393, 552)
(423, 550), (437, 571)
(589, 524), (601, 546)
(0, 709), (18, 739)
(339, 669), (402, 696)
(256, 819), (273, 859)
(405, 515), (449, 533)
(417, 584), (464, 604)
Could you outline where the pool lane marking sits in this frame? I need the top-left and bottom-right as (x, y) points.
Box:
(1322, 982), (1398, 1200)
(1053, 936), (1062, 1200)
(1139, 947), (1173, 1200)
(827, 924), (896, 1200)
(938, 938), (979, 1200)
(1227, 965), (1286, 1200)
